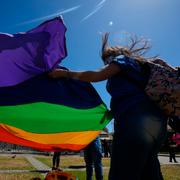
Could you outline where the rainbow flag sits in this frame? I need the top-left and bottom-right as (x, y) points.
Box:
(0, 17), (67, 87)
(0, 17), (112, 152)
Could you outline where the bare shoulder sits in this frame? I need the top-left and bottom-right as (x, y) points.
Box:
(100, 63), (121, 75)
(90, 63), (121, 82)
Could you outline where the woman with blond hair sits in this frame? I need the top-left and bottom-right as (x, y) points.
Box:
(49, 33), (167, 180)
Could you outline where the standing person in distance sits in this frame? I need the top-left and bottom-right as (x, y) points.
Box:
(52, 152), (62, 171)
(84, 136), (103, 180)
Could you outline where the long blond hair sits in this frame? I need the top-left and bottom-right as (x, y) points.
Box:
(101, 33), (154, 64)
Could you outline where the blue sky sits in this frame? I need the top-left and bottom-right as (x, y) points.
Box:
(0, 0), (179, 131)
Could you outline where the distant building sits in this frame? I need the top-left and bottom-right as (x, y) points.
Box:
(0, 142), (37, 152)
(99, 130), (113, 141)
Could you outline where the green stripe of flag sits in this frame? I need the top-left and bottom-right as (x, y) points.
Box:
(0, 102), (112, 134)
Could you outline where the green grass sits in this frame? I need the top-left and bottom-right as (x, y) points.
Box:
(0, 166), (179, 180)
(161, 165), (180, 180)
(0, 155), (179, 179)
(0, 156), (35, 170)
(36, 155), (86, 169)
(35, 155), (110, 180)
(35, 155), (110, 168)
(46, 165), (180, 180)
(67, 169), (109, 180)
(36, 155), (180, 180)
(0, 173), (43, 180)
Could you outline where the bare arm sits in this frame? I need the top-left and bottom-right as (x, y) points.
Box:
(48, 63), (121, 82)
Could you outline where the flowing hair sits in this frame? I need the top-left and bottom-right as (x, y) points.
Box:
(101, 33), (155, 64)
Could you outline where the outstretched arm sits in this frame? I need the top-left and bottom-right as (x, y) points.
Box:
(48, 63), (121, 82)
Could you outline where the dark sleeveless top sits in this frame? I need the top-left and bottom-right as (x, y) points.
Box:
(106, 56), (150, 116)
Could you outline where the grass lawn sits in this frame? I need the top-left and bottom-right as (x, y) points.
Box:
(36, 155), (86, 168)
(36, 155), (110, 179)
(0, 155), (179, 179)
(161, 165), (180, 180)
(36, 155), (180, 180)
(51, 165), (180, 180)
(0, 156), (35, 170)
(67, 169), (109, 180)
(35, 155), (110, 169)
(0, 173), (43, 180)
(0, 166), (179, 180)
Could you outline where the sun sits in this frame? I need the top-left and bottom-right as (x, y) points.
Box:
(109, 21), (113, 26)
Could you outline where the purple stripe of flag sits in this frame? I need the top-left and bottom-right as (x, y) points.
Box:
(0, 17), (67, 87)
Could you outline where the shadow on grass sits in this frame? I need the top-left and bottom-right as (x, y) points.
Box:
(30, 170), (49, 173)
(68, 165), (86, 169)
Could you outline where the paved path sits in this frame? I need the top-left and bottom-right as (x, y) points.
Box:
(25, 155), (50, 171)
(0, 170), (32, 174)
(24, 154), (50, 177)
(158, 154), (180, 165)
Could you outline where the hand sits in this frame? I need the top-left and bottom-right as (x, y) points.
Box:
(48, 69), (67, 78)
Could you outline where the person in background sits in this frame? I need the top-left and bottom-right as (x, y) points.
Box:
(49, 33), (167, 180)
(102, 139), (110, 158)
(84, 136), (103, 180)
(168, 132), (178, 163)
(52, 152), (62, 171)
(101, 128), (110, 158)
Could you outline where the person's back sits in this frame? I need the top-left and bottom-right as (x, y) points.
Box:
(106, 56), (150, 117)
